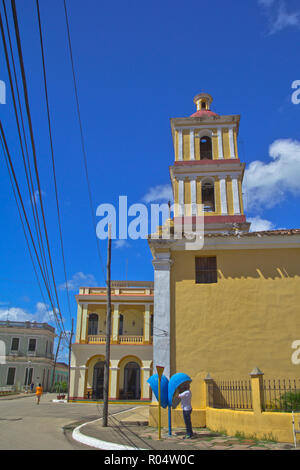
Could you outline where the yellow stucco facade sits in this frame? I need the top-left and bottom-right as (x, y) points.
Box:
(148, 93), (300, 440)
(69, 281), (153, 401)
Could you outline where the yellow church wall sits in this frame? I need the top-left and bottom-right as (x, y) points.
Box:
(169, 248), (300, 409)
(222, 128), (231, 159)
(196, 179), (202, 205)
(195, 135), (200, 160)
(182, 130), (190, 161)
(212, 131), (219, 160)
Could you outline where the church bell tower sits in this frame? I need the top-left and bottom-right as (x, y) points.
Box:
(169, 93), (250, 233)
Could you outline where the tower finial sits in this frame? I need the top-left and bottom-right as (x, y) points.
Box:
(193, 93), (213, 111)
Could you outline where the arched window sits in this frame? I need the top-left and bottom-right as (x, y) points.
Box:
(88, 313), (98, 335)
(200, 136), (212, 160)
(202, 181), (215, 212)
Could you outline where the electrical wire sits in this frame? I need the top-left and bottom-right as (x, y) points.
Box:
(35, 0), (72, 325)
(0, 1), (68, 344)
(0, 1), (54, 297)
(10, 0), (67, 340)
(63, 0), (106, 284)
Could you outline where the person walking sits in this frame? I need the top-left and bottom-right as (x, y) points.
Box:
(178, 382), (193, 439)
(35, 383), (43, 405)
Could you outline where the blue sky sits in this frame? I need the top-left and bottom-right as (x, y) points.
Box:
(0, 0), (299, 360)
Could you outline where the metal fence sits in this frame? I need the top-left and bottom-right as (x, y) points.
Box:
(263, 379), (300, 412)
(207, 380), (253, 410)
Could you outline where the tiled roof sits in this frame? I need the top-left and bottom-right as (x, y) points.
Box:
(205, 229), (300, 238)
(190, 109), (219, 118)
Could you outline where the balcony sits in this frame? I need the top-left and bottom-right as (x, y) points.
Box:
(87, 335), (151, 345)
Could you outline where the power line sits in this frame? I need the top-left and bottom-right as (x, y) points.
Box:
(0, 125), (62, 335)
(0, 1), (68, 344)
(10, 0), (67, 339)
(35, 0), (72, 325)
(63, 0), (106, 284)
(0, 1), (54, 297)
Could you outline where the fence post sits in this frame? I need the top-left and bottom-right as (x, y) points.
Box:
(204, 373), (213, 408)
(250, 367), (264, 413)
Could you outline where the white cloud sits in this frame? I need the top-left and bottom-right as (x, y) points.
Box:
(244, 139), (300, 211)
(0, 302), (55, 324)
(258, 0), (300, 34)
(142, 184), (173, 204)
(113, 240), (129, 249)
(248, 216), (276, 232)
(59, 272), (97, 291)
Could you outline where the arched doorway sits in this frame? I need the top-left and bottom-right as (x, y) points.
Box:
(123, 362), (140, 400)
(92, 361), (105, 399)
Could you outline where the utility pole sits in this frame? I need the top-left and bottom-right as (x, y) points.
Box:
(67, 318), (74, 402)
(103, 224), (112, 427)
(51, 331), (62, 392)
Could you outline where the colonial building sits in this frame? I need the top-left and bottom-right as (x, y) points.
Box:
(0, 320), (55, 392)
(69, 281), (153, 401)
(148, 93), (300, 424)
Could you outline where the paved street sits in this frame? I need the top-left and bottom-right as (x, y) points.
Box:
(0, 394), (133, 450)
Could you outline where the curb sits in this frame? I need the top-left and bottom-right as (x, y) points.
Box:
(71, 407), (146, 451)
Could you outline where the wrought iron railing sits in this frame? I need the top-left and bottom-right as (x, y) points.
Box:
(263, 379), (300, 412)
(207, 380), (253, 410)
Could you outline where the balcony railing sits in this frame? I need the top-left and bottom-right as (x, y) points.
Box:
(87, 334), (149, 345)
(119, 335), (143, 344)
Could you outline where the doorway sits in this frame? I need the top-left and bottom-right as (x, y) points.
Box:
(92, 361), (105, 399)
(123, 362), (140, 399)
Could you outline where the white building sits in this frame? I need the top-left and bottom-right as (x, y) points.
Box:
(0, 320), (55, 392)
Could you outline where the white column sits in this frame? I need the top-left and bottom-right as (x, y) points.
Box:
(152, 253), (173, 379)
(219, 177), (228, 215)
(217, 128), (224, 159)
(112, 303), (119, 343)
(178, 129), (183, 161)
(141, 363), (152, 400)
(190, 177), (197, 216)
(189, 129), (195, 160)
(77, 365), (87, 399)
(178, 178), (184, 216)
(144, 304), (151, 343)
(231, 176), (240, 214)
(229, 127), (236, 159)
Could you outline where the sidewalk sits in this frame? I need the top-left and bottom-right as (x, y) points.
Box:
(0, 392), (36, 400)
(73, 406), (297, 451)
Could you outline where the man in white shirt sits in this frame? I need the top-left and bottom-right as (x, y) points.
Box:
(178, 382), (193, 439)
